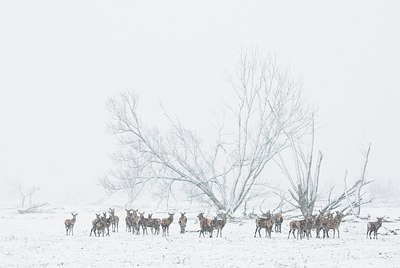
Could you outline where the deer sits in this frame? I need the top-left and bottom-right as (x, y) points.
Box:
(102, 212), (111, 236)
(288, 220), (300, 239)
(323, 211), (345, 238)
(125, 209), (134, 232)
(213, 213), (228, 238)
(273, 212), (283, 233)
(150, 215), (162, 235)
(178, 212), (188, 234)
(197, 212), (213, 238)
(255, 211), (273, 238)
(109, 208), (119, 232)
(138, 212), (148, 235)
(64, 212), (78, 236)
(301, 215), (316, 239)
(314, 211), (326, 238)
(161, 213), (174, 237)
(130, 209), (140, 235)
(90, 213), (108, 237)
(367, 217), (384, 239)
(90, 214), (101, 237)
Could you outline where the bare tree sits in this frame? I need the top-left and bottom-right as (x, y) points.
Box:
(103, 49), (312, 213)
(15, 181), (48, 214)
(276, 116), (323, 217)
(319, 144), (373, 215)
(343, 143), (373, 216)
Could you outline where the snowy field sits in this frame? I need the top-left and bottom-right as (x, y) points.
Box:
(1, 204), (399, 267)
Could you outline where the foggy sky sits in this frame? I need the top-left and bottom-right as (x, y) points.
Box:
(1, 1), (399, 204)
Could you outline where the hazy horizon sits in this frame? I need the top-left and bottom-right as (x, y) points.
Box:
(1, 1), (399, 206)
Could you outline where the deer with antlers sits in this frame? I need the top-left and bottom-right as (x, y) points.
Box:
(161, 213), (174, 237)
(109, 208), (119, 232)
(367, 217), (384, 239)
(178, 212), (187, 234)
(197, 212), (213, 238)
(254, 210), (273, 238)
(64, 212), (78, 236)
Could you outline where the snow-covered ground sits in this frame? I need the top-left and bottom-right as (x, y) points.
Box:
(1, 205), (399, 267)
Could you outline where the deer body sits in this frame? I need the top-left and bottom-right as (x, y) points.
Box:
(150, 217), (162, 235)
(109, 208), (119, 232)
(138, 212), (148, 235)
(125, 209), (134, 232)
(367, 217), (384, 239)
(90, 214), (108, 237)
(213, 213), (228, 238)
(273, 212), (283, 233)
(161, 213), (174, 237)
(197, 212), (213, 238)
(323, 211), (344, 239)
(64, 213), (78, 236)
(255, 214), (273, 238)
(288, 220), (300, 239)
(178, 212), (187, 234)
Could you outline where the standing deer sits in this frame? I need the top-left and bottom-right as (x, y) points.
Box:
(288, 220), (300, 239)
(125, 209), (133, 232)
(109, 208), (119, 232)
(130, 209), (140, 235)
(255, 213), (273, 238)
(197, 212), (213, 238)
(90, 213), (107, 237)
(138, 212), (148, 235)
(323, 211), (345, 238)
(213, 213), (228, 238)
(161, 213), (174, 237)
(367, 217), (384, 239)
(102, 212), (111, 236)
(273, 212), (283, 233)
(178, 212), (188, 234)
(64, 212), (78, 236)
(150, 215), (162, 235)
(315, 211), (326, 238)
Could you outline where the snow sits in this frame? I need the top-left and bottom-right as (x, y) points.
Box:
(1, 205), (399, 267)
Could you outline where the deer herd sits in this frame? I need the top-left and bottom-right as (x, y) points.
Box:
(64, 209), (386, 240)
